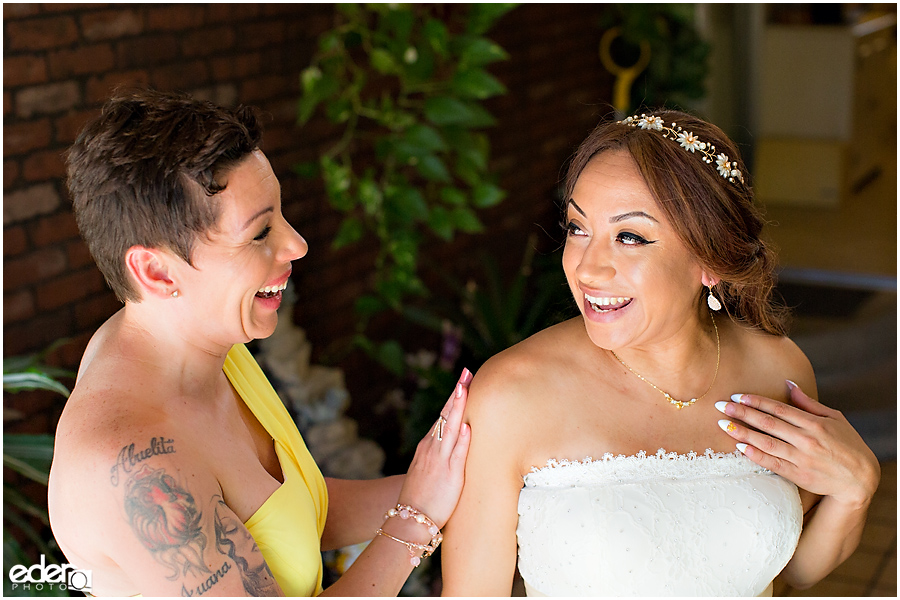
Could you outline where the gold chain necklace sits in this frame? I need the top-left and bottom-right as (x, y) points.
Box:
(610, 313), (720, 409)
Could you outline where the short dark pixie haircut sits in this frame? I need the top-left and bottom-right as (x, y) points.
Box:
(66, 88), (262, 302)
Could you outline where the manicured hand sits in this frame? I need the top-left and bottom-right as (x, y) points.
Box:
(716, 380), (880, 508)
(398, 369), (473, 528)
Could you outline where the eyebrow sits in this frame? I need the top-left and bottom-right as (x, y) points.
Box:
(241, 206), (274, 231)
(610, 211), (658, 224)
(566, 200), (658, 224)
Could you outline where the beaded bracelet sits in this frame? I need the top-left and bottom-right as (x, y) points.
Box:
(375, 504), (443, 567)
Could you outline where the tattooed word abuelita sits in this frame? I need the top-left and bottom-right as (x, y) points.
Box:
(110, 437), (176, 486)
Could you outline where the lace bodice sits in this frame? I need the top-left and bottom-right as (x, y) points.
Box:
(516, 449), (802, 596)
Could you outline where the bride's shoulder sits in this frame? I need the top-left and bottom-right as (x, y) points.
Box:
(466, 318), (582, 417)
(730, 321), (815, 385)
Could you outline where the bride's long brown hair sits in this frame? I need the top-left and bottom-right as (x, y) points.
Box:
(564, 110), (788, 336)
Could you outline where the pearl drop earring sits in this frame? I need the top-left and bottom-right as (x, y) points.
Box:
(707, 285), (721, 311)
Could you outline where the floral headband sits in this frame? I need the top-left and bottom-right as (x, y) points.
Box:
(618, 114), (745, 186)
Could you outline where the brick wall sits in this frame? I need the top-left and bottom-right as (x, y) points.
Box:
(3, 4), (613, 436)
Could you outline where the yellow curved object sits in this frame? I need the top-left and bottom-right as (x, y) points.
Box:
(599, 27), (651, 114)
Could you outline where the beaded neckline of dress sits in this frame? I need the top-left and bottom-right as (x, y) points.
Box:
(524, 448), (772, 487)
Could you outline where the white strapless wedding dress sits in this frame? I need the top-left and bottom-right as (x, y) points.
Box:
(516, 449), (802, 596)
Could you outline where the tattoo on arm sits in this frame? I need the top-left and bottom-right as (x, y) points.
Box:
(214, 497), (280, 596)
(123, 463), (209, 580)
(111, 437), (176, 486)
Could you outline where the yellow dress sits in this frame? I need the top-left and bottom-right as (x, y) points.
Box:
(224, 343), (329, 597)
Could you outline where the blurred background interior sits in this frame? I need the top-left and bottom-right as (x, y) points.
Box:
(3, 3), (895, 597)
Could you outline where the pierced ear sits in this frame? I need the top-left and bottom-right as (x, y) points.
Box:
(124, 246), (177, 299)
(701, 272), (721, 288)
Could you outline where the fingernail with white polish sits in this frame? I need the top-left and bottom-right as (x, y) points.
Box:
(718, 419), (737, 433)
(785, 379), (798, 391)
(730, 394), (746, 404)
(714, 401), (729, 414)
(736, 443), (748, 454)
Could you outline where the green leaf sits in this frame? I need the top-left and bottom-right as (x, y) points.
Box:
(320, 156), (354, 211)
(416, 154), (452, 182)
(387, 186), (429, 222)
(332, 217), (365, 249)
(297, 93), (320, 125)
(423, 18), (450, 57)
(466, 3), (518, 35)
(292, 161), (319, 179)
(451, 207), (484, 233)
(472, 182), (506, 208)
(403, 124), (447, 153)
(325, 97), (352, 123)
(451, 68), (507, 99)
(423, 97), (474, 126)
(428, 206), (455, 241)
(358, 177), (383, 215)
(380, 6), (415, 42)
(354, 295), (387, 318)
(300, 66), (323, 93)
(452, 35), (510, 68)
(2, 372), (69, 397)
(337, 3), (361, 18)
(370, 48), (398, 74)
(440, 186), (467, 207)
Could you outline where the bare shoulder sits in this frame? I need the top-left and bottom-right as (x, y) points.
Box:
(728, 321), (817, 398)
(466, 318), (583, 425)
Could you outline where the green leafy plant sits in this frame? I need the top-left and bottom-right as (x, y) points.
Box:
(398, 237), (575, 449)
(296, 4), (516, 322)
(3, 343), (73, 597)
(601, 4), (710, 112)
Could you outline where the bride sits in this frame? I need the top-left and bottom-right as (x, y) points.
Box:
(440, 111), (880, 596)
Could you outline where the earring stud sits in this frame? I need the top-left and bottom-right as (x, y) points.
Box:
(171, 290), (179, 298)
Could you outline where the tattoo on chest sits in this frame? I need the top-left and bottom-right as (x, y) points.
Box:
(213, 497), (279, 596)
(110, 436), (176, 486)
(123, 464), (209, 581)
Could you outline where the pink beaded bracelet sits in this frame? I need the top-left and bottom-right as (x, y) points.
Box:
(375, 503), (443, 567)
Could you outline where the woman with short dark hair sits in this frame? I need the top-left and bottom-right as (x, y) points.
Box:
(49, 89), (471, 597)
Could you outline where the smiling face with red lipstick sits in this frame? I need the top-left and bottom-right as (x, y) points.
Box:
(179, 149), (308, 345)
(562, 148), (710, 354)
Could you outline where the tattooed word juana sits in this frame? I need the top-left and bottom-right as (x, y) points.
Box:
(181, 562), (231, 597)
(110, 437), (176, 486)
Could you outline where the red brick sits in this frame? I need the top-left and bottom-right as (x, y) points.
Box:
(29, 210), (79, 246)
(36, 268), (105, 311)
(22, 149), (67, 182)
(181, 27), (235, 58)
(210, 53), (262, 80)
(7, 16), (79, 51)
(116, 35), (179, 68)
(54, 331), (92, 371)
(4, 225), (28, 257)
(149, 61), (208, 91)
(15, 81), (80, 118)
(3, 4), (40, 18)
(66, 239), (94, 269)
(80, 9), (143, 41)
(4, 182), (61, 225)
(5, 159), (21, 190)
(239, 75), (289, 103)
(4, 91), (11, 116)
(238, 22), (286, 49)
(3, 55), (48, 87)
(3, 311), (73, 357)
(146, 5), (205, 32)
(74, 290), (121, 329)
(4, 289), (35, 324)
(47, 44), (116, 79)
(85, 70), (150, 104)
(55, 109), (100, 144)
(4, 119), (52, 155)
(206, 4), (260, 23)
(4, 247), (67, 290)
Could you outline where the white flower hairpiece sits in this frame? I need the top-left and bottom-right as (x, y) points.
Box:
(618, 114), (745, 185)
